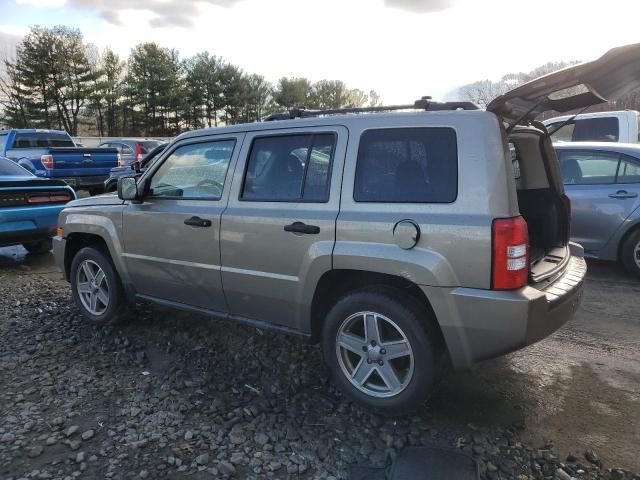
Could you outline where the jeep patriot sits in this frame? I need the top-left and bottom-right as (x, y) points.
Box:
(53, 44), (640, 411)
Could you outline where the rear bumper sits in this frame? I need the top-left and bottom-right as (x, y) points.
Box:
(428, 253), (586, 370)
(0, 228), (53, 247)
(0, 205), (63, 247)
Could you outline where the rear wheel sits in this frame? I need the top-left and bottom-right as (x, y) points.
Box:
(322, 289), (440, 414)
(70, 246), (129, 326)
(621, 228), (640, 277)
(22, 238), (52, 255)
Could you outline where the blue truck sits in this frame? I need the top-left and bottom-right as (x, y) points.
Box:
(0, 129), (119, 193)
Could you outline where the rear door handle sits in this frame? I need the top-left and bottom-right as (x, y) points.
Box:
(284, 221), (320, 234)
(608, 190), (638, 199)
(184, 216), (212, 227)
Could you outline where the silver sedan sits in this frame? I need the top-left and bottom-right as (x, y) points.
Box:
(555, 142), (640, 276)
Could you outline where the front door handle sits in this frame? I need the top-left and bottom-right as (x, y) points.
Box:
(284, 221), (320, 234)
(184, 216), (212, 227)
(608, 190), (638, 199)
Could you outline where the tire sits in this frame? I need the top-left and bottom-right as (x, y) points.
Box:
(322, 288), (440, 414)
(70, 246), (129, 326)
(621, 228), (640, 277)
(22, 238), (52, 255)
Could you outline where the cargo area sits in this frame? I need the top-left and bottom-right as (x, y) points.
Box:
(508, 126), (571, 283)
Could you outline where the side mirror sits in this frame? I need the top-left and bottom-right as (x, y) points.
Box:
(117, 176), (141, 202)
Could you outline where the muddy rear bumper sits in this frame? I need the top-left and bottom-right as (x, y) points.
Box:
(425, 251), (586, 370)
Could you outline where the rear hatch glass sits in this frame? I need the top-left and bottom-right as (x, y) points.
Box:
(139, 141), (161, 154)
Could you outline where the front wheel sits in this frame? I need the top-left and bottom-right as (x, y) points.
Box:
(23, 238), (52, 255)
(70, 246), (129, 326)
(621, 229), (640, 277)
(322, 289), (440, 414)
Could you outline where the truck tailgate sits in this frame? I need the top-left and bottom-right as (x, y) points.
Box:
(49, 148), (118, 173)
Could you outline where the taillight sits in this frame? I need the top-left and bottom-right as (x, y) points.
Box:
(492, 216), (529, 290)
(562, 194), (571, 243)
(117, 153), (124, 167)
(41, 154), (54, 169)
(135, 143), (142, 162)
(26, 192), (72, 204)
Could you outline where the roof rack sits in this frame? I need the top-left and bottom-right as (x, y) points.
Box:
(264, 96), (479, 121)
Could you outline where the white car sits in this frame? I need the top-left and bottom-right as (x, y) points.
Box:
(544, 110), (639, 144)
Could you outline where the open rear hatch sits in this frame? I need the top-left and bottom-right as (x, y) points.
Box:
(487, 43), (640, 123)
(487, 43), (640, 283)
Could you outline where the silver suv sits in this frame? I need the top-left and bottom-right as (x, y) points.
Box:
(53, 45), (640, 412)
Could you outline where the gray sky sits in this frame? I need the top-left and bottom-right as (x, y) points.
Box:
(3, 0), (640, 102)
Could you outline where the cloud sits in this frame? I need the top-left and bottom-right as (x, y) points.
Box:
(16, 0), (65, 6)
(0, 30), (23, 54)
(384, 0), (456, 13)
(67, 0), (245, 27)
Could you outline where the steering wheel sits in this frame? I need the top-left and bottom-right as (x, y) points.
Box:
(195, 179), (224, 193)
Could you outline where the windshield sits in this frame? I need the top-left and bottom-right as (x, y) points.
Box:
(0, 157), (33, 177)
(12, 132), (75, 148)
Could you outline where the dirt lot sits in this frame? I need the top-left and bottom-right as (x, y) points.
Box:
(0, 246), (638, 480)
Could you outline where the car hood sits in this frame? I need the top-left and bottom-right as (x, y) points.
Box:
(67, 192), (124, 208)
(487, 43), (640, 123)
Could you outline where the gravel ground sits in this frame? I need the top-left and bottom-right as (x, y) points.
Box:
(0, 251), (638, 480)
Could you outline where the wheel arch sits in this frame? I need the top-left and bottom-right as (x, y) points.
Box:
(617, 219), (640, 262)
(64, 232), (110, 280)
(309, 269), (446, 352)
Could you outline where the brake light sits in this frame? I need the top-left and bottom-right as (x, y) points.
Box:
(117, 153), (124, 167)
(41, 154), (54, 169)
(135, 143), (142, 162)
(562, 194), (571, 243)
(26, 192), (72, 204)
(492, 216), (529, 290)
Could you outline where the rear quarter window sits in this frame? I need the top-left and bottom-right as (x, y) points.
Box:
(572, 117), (619, 142)
(354, 127), (457, 203)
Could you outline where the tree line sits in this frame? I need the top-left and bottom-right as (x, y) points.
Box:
(0, 26), (381, 137)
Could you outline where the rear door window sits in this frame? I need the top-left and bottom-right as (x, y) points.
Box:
(241, 134), (336, 202)
(559, 151), (620, 184)
(354, 127), (457, 203)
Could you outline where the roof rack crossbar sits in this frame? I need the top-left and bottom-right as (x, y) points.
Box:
(264, 97), (479, 121)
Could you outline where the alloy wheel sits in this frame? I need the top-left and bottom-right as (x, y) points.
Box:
(635, 239), (640, 269)
(76, 259), (110, 316)
(335, 311), (414, 398)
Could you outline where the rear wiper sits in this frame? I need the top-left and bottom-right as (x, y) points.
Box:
(546, 105), (591, 137)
